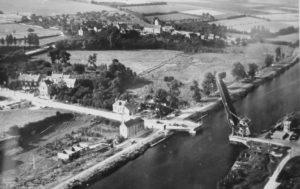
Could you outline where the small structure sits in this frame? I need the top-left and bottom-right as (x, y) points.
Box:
(18, 73), (41, 90)
(57, 143), (89, 161)
(112, 100), (138, 116)
(120, 117), (145, 138)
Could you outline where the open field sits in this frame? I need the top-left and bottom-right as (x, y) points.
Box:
(129, 43), (295, 102)
(255, 13), (299, 22)
(181, 9), (226, 16)
(0, 108), (68, 132)
(146, 13), (200, 21)
(0, 23), (61, 39)
(124, 4), (200, 15)
(34, 50), (183, 74)
(0, 14), (22, 24)
(267, 33), (300, 43)
(212, 17), (291, 33)
(0, 0), (118, 16)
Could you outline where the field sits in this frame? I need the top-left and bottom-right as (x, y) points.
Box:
(0, 0), (118, 16)
(267, 33), (300, 43)
(146, 13), (200, 21)
(0, 14), (21, 24)
(124, 4), (200, 15)
(212, 17), (290, 33)
(181, 9), (226, 16)
(0, 108), (67, 132)
(128, 43), (294, 102)
(35, 50), (183, 74)
(0, 23), (61, 39)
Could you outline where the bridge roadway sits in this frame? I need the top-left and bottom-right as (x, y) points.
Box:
(0, 88), (201, 134)
(229, 134), (300, 189)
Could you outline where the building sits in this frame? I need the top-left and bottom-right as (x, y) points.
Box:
(112, 100), (138, 116)
(143, 24), (162, 35)
(57, 143), (89, 161)
(120, 117), (145, 138)
(18, 73), (42, 91)
(39, 79), (53, 99)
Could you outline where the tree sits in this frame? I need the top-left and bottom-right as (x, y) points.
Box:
(264, 54), (274, 67)
(73, 64), (85, 74)
(247, 63), (259, 79)
(190, 80), (201, 102)
(167, 79), (182, 97)
(27, 28), (35, 33)
(202, 72), (217, 96)
(88, 53), (97, 68)
(155, 89), (168, 104)
(275, 47), (281, 62)
(231, 62), (247, 80)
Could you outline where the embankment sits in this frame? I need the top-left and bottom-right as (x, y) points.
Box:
(188, 51), (299, 121)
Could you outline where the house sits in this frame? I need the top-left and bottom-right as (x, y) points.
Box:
(162, 25), (174, 33)
(120, 117), (145, 138)
(78, 27), (84, 36)
(39, 79), (52, 99)
(112, 100), (138, 116)
(143, 24), (162, 35)
(18, 73), (41, 90)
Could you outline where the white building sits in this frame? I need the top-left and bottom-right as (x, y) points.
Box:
(119, 117), (145, 139)
(112, 100), (138, 116)
(143, 24), (162, 35)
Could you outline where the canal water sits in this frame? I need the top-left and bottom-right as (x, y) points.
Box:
(88, 63), (300, 189)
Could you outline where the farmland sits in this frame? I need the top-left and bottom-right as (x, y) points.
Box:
(34, 50), (183, 74)
(0, 23), (61, 39)
(123, 4), (200, 15)
(181, 9), (225, 16)
(212, 17), (290, 33)
(128, 42), (295, 102)
(267, 33), (300, 43)
(0, 0), (118, 16)
(146, 13), (200, 22)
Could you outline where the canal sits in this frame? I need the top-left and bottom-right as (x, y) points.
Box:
(88, 63), (300, 189)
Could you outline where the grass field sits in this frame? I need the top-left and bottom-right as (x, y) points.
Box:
(267, 33), (300, 43)
(0, 108), (68, 132)
(0, 0), (118, 16)
(129, 43), (294, 102)
(35, 50), (183, 74)
(0, 14), (22, 24)
(0, 23), (61, 39)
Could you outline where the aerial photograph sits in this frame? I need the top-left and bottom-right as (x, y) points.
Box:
(0, 0), (299, 188)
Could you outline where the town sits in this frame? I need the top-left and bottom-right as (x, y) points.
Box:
(0, 0), (299, 189)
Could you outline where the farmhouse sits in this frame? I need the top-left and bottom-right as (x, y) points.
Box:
(120, 117), (145, 139)
(18, 73), (42, 90)
(112, 100), (138, 116)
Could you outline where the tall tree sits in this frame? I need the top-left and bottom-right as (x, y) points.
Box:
(247, 63), (258, 79)
(190, 80), (201, 102)
(231, 62), (247, 80)
(202, 72), (217, 96)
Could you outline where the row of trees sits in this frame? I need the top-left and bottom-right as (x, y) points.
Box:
(0, 33), (40, 46)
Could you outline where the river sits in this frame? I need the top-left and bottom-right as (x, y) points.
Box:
(88, 63), (300, 189)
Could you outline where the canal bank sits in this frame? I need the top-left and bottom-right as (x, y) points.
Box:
(51, 49), (300, 189)
(83, 49), (300, 189)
